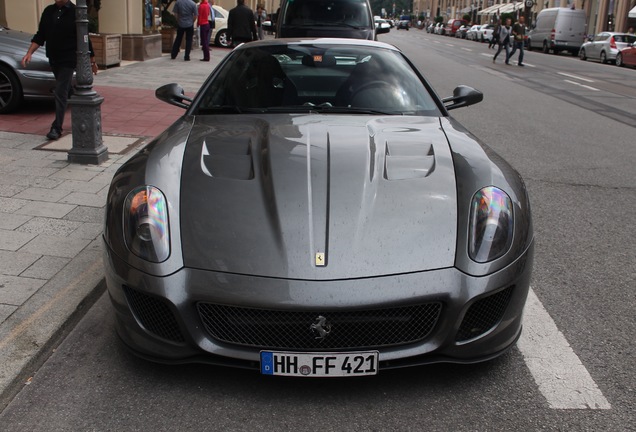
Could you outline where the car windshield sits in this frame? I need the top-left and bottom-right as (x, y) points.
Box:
(195, 43), (441, 116)
(283, 0), (372, 27)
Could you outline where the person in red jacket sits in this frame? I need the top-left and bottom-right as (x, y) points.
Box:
(198, 0), (214, 61)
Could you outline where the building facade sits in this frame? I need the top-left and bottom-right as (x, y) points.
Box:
(413, 0), (635, 35)
(0, 0), (277, 57)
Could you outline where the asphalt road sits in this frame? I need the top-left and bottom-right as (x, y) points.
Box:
(1, 31), (634, 430)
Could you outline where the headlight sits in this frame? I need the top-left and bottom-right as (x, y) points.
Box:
(124, 186), (170, 262)
(469, 186), (513, 263)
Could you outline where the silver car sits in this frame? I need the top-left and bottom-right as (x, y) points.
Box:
(579, 32), (636, 64)
(0, 25), (56, 114)
(104, 39), (534, 376)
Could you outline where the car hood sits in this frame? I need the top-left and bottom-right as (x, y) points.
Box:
(179, 115), (458, 279)
(0, 28), (48, 61)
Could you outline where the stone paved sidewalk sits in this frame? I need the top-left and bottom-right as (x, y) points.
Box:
(0, 47), (228, 408)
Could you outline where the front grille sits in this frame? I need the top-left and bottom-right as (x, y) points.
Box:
(456, 286), (514, 342)
(197, 303), (442, 350)
(123, 286), (185, 343)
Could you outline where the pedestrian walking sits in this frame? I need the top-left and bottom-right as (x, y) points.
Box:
(228, 0), (257, 47)
(198, 0), (214, 61)
(171, 0), (198, 61)
(254, 5), (267, 40)
(21, 0), (98, 141)
(489, 20), (500, 49)
(493, 18), (512, 64)
(508, 16), (526, 66)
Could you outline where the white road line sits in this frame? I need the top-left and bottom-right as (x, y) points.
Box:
(563, 79), (600, 91)
(461, 48), (473, 52)
(518, 289), (611, 410)
(558, 72), (594, 82)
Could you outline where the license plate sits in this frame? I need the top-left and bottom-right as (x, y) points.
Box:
(260, 351), (379, 377)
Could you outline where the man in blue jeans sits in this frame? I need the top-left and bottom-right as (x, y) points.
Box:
(171, 0), (199, 61)
(22, 0), (98, 141)
(507, 16), (526, 66)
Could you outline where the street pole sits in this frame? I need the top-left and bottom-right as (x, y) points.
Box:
(67, 0), (108, 165)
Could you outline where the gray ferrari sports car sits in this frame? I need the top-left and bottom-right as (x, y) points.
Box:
(104, 38), (534, 376)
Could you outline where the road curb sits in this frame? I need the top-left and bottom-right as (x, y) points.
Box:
(0, 241), (106, 411)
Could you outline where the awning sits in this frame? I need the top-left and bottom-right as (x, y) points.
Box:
(460, 7), (472, 13)
(477, 4), (500, 16)
(629, 6), (636, 19)
(498, 2), (524, 14)
(477, 2), (524, 16)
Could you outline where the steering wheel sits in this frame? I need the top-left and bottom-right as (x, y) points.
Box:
(350, 81), (398, 106)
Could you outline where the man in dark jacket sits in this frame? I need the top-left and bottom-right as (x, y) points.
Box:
(22, 0), (97, 141)
(228, 0), (257, 47)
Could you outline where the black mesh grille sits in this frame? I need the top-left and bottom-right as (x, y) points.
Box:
(123, 286), (185, 343)
(197, 303), (442, 350)
(456, 286), (514, 342)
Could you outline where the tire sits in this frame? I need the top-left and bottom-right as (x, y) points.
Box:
(616, 53), (624, 67)
(542, 41), (550, 54)
(579, 48), (586, 60)
(0, 65), (23, 114)
(214, 29), (230, 48)
(600, 51), (607, 64)
(527, 40), (533, 51)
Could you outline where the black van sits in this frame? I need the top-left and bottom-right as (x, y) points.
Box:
(266, 0), (388, 40)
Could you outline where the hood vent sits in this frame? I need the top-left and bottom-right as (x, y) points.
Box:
(384, 140), (435, 180)
(200, 137), (254, 180)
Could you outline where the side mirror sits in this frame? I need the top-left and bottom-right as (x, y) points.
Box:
(442, 85), (483, 111)
(155, 83), (192, 109)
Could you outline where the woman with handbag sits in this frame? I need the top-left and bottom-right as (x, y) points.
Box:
(198, 0), (215, 61)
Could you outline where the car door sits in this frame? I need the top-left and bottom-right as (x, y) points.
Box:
(588, 33), (605, 60)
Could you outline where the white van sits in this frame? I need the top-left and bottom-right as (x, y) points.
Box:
(527, 7), (586, 55)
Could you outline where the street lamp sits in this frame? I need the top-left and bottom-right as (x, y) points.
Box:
(67, 0), (108, 165)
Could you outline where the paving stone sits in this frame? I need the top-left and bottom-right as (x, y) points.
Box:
(0, 184), (27, 198)
(15, 201), (76, 218)
(55, 179), (107, 194)
(50, 168), (102, 182)
(14, 187), (71, 203)
(0, 173), (64, 189)
(70, 222), (103, 240)
(7, 166), (58, 177)
(0, 304), (17, 324)
(62, 206), (104, 223)
(0, 197), (29, 213)
(0, 213), (31, 230)
(20, 255), (70, 280)
(19, 234), (91, 258)
(0, 250), (41, 276)
(0, 229), (37, 251)
(0, 274), (45, 305)
(16, 217), (83, 236)
(60, 192), (107, 208)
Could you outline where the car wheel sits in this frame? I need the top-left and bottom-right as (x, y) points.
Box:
(579, 48), (586, 60)
(215, 29), (230, 48)
(527, 40), (533, 51)
(0, 65), (23, 114)
(616, 53), (624, 67)
(542, 41), (550, 54)
(600, 51), (607, 64)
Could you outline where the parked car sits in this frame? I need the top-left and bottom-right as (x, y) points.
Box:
(579, 32), (636, 64)
(455, 25), (469, 39)
(527, 7), (586, 55)
(478, 24), (495, 42)
(0, 25), (57, 114)
(426, 22), (436, 33)
(466, 24), (482, 41)
(374, 17), (391, 33)
(435, 22), (445, 35)
(616, 41), (636, 67)
(211, 5), (230, 48)
(444, 19), (467, 37)
(104, 38), (534, 375)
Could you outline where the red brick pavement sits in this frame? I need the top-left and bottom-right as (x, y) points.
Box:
(0, 85), (185, 139)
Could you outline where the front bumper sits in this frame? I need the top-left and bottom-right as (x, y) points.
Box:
(104, 239), (534, 370)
